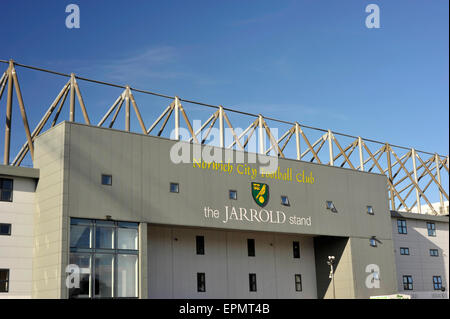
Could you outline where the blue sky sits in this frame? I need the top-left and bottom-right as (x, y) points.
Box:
(0, 0), (448, 163)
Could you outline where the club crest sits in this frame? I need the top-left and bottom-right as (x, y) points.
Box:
(251, 182), (269, 207)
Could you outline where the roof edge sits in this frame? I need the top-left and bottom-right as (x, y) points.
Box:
(391, 210), (449, 223)
(0, 164), (39, 179)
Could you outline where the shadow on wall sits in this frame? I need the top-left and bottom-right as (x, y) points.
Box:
(313, 236), (349, 299)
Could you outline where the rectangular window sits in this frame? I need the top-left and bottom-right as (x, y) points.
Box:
(403, 275), (413, 290)
(69, 254), (91, 298)
(293, 241), (300, 259)
(0, 269), (9, 293)
(400, 247), (410, 255)
(117, 254), (138, 298)
(101, 174), (112, 186)
(367, 206), (374, 215)
(427, 222), (436, 237)
(0, 178), (13, 202)
(94, 254), (114, 298)
(295, 274), (302, 292)
(326, 201), (337, 213)
(247, 239), (255, 257)
(170, 182), (179, 193)
(430, 249), (439, 257)
(70, 220), (93, 249)
(229, 190), (237, 200)
(197, 273), (206, 292)
(0, 223), (11, 236)
(196, 236), (205, 255)
(433, 276), (442, 290)
(281, 196), (290, 206)
(117, 222), (138, 250)
(69, 218), (139, 299)
(249, 273), (257, 292)
(397, 219), (407, 234)
(95, 221), (114, 249)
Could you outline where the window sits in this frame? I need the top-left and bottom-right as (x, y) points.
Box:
(400, 247), (410, 255)
(397, 219), (407, 234)
(281, 196), (290, 206)
(430, 249), (439, 257)
(427, 222), (436, 237)
(249, 273), (257, 292)
(197, 273), (206, 292)
(293, 241), (300, 259)
(69, 218), (139, 299)
(117, 222), (138, 250)
(229, 190), (237, 200)
(433, 276), (442, 290)
(0, 178), (13, 202)
(196, 236), (205, 255)
(95, 221), (114, 249)
(170, 182), (179, 193)
(326, 201), (337, 213)
(69, 254), (91, 298)
(367, 206), (374, 215)
(247, 239), (255, 257)
(101, 174), (112, 186)
(295, 274), (302, 292)
(403, 275), (413, 290)
(0, 223), (11, 236)
(0, 269), (9, 293)
(370, 238), (377, 247)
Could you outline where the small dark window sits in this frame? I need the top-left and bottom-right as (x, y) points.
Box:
(433, 276), (442, 290)
(229, 190), (237, 200)
(0, 224), (11, 236)
(281, 196), (290, 206)
(0, 269), (9, 293)
(367, 206), (374, 215)
(326, 201), (337, 213)
(0, 178), (13, 202)
(397, 219), (407, 234)
(247, 239), (255, 257)
(295, 274), (302, 292)
(197, 273), (206, 292)
(170, 183), (179, 193)
(400, 247), (410, 255)
(293, 241), (300, 259)
(403, 275), (413, 290)
(101, 174), (112, 186)
(427, 222), (436, 237)
(430, 249), (439, 257)
(196, 236), (205, 255)
(249, 273), (257, 292)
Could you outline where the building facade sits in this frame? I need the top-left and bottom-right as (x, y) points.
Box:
(0, 122), (448, 299)
(0, 166), (38, 298)
(391, 211), (448, 298)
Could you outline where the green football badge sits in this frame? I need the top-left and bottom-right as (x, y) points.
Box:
(251, 182), (269, 207)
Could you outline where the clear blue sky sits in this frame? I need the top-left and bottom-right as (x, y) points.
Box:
(0, 0), (448, 161)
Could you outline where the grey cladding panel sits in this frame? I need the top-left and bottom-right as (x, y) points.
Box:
(49, 123), (391, 239)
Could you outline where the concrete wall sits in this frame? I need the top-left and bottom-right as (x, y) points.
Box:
(349, 237), (397, 298)
(391, 212), (449, 297)
(0, 171), (37, 299)
(31, 122), (399, 298)
(32, 124), (70, 298)
(314, 237), (355, 299)
(147, 225), (317, 298)
(54, 122), (392, 238)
